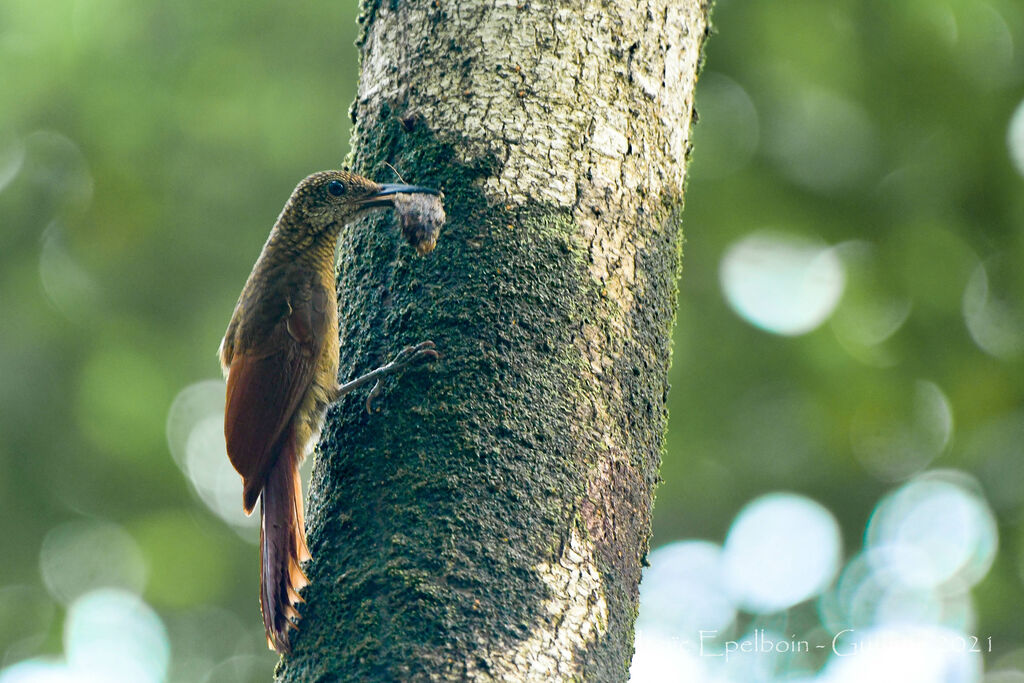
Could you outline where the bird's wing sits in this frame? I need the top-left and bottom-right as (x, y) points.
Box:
(224, 281), (330, 513)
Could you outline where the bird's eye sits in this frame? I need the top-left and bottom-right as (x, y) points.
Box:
(327, 180), (346, 197)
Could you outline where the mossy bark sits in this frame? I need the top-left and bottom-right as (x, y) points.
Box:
(279, 1), (710, 680)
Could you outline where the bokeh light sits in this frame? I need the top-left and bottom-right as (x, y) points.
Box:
(968, 412), (1024, 513)
(0, 137), (25, 197)
(166, 380), (257, 533)
(0, 660), (79, 683)
(764, 86), (877, 193)
(850, 380), (954, 482)
(723, 494), (841, 614)
(39, 519), (146, 605)
(0, 586), (56, 670)
(987, 672), (1024, 683)
(818, 624), (983, 683)
(865, 472), (997, 592)
(637, 541), (736, 639)
(719, 232), (845, 336)
(1009, 98), (1024, 178)
(949, 0), (1016, 90)
(64, 589), (169, 683)
(829, 241), (912, 367)
(0, 590), (169, 683)
(39, 221), (99, 322)
(963, 258), (1024, 361)
(162, 606), (256, 682)
(634, 474), (1001, 682)
(629, 632), (706, 683)
(18, 130), (94, 215)
(823, 548), (976, 633)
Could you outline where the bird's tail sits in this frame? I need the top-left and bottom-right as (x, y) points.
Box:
(259, 436), (311, 653)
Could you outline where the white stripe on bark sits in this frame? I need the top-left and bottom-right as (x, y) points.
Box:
(466, 527), (608, 681)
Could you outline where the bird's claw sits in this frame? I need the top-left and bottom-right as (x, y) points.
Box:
(365, 380), (384, 414)
(364, 340), (439, 413)
(389, 340), (439, 369)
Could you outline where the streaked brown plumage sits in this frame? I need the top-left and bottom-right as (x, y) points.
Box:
(219, 170), (440, 652)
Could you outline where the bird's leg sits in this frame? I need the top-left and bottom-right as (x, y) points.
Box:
(334, 341), (439, 413)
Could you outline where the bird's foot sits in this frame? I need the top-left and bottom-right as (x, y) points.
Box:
(365, 341), (439, 413)
(333, 341), (439, 411)
(382, 340), (439, 371)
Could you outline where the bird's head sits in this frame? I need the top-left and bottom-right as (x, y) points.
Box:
(283, 170), (440, 239)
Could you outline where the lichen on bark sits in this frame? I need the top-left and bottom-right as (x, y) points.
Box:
(277, 1), (710, 680)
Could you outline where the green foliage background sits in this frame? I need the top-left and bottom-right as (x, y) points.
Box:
(1, 0), (1022, 678)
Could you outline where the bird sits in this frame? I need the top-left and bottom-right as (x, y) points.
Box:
(218, 170), (442, 652)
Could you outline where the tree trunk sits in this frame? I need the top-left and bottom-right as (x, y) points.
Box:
(279, 1), (710, 680)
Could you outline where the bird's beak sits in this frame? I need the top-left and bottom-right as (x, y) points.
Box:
(357, 183), (440, 209)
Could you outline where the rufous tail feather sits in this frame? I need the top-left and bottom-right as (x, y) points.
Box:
(259, 436), (311, 653)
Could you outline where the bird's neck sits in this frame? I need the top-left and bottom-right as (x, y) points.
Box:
(264, 216), (341, 273)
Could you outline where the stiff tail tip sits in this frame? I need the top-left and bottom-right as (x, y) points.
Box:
(259, 444), (311, 653)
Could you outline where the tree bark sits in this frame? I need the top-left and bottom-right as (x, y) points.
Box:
(280, 1), (710, 680)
